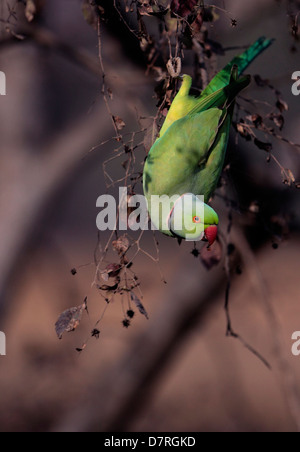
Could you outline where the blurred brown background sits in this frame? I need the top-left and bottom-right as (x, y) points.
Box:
(0, 0), (300, 432)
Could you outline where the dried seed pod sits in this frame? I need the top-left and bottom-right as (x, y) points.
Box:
(166, 57), (182, 78)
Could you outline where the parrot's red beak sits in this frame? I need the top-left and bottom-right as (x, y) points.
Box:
(203, 225), (218, 246)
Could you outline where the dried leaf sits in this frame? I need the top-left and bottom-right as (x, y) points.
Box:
(249, 114), (263, 128)
(170, 0), (204, 36)
(101, 272), (109, 282)
(130, 292), (149, 319)
(203, 7), (219, 22)
(138, 0), (169, 18)
(281, 168), (295, 186)
(107, 263), (121, 275)
(269, 113), (284, 130)
(254, 138), (272, 152)
(112, 235), (129, 255)
(101, 263), (121, 281)
(236, 123), (245, 134)
(122, 318), (131, 328)
(138, 3), (154, 16)
(254, 74), (269, 87)
(171, 0), (197, 18)
(140, 36), (150, 52)
(82, 0), (98, 28)
(165, 89), (173, 106)
(91, 329), (100, 339)
(98, 282), (119, 291)
(236, 122), (251, 141)
(276, 98), (288, 113)
(55, 299), (87, 340)
(200, 240), (222, 270)
(113, 116), (126, 131)
(127, 309), (135, 319)
(25, 0), (37, 22)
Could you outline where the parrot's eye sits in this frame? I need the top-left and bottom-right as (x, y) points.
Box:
(193, 216), (201, 223)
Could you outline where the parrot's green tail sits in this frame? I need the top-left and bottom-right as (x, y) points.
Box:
(231, 36), (273, 75)
(201, 36), (273, 97)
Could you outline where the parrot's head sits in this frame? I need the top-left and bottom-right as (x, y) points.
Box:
(168, 193), (219, 245)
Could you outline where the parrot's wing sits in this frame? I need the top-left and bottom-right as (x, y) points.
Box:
(187, 68), (250, 116)
(144, 69), (249, 201)
(159, 37), (272, 138)
(144, 106), (227, 200)
(159, 68), (250, 138)
(145, 108), (233, 203)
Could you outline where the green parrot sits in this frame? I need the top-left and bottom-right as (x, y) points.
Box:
(143, 37), (272, 244)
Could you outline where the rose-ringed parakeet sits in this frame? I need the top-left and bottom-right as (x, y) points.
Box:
(143, 37), (272, 244)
